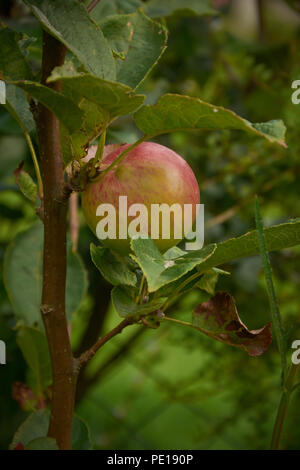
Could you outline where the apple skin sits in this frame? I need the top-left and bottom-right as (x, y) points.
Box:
(81, 142), (200, 254)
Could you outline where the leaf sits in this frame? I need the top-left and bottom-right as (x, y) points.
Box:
(91, 0), (142, 20)
(196, 268), (229, 295)
(10, 409), (50, 450)
(130, 237), (217, 292)
(193, 292), (272, 356)
(0, 25), (33, 81)
(24, 0), (115, 80)
(90, 243), (137, 287)
(4, 84), (35, 134)
(14, 162), (37, 203)
(99, 10), (168, 89)
(10, 410), (91, 450)
(134, 94), (287, 146)
(3, 222), (87, 326)
(111, 285), (166, 318)
(71, 415), (92, 450)
(145, 0), (217, 18)
(48, 63), (144, 117)
(196, 220), (300, 273)
(25, 437), (59, 450)
(16, 326), (51, 394)
(47, 62), (144, 164)
(12, 80), (83, 133)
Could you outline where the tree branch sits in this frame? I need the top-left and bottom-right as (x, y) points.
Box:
(76, 318), (135, 369)
(36, 31), (75, 450)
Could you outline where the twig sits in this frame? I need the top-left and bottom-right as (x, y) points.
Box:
(76, 318), (135, 368)
(87, 0), (101, 13)
(76, 327), (144, 403)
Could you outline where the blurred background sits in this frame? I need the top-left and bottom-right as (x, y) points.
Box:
(0, 0), (300, 449)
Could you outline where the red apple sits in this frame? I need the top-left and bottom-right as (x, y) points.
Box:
(81, 142), (200, 254)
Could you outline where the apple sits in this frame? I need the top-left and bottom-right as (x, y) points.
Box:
(81, 142), (200, 254)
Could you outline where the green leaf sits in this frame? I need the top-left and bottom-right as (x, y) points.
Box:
(47, 62), (144, 164)
(145, 0), (217, 18)
(196, 268), (229, 295)
(71, 415), (92, 450)
(134, 94), (287, 146)
(16, 326), (51, 394)
(12, 80), (83, 133)
(90, 243), (137, 287)
(25, 437), (59, 450)
(48, 63), (144, 117)
(99, 10), (168, 89)
(193, 292), (272, 356)
(10, 409), (91, 450)
(130, 237), (217, 292)
(91, 0), (142, 20)
(14, 163), (37, 203)
(3, 222), (87, 326)
(112, 285), (166, 318)
(196, 220), (300, 274)
(10, 409), (50, 450)
(4, 84), (35, 134)
(0, 25), (33, 81)
(24, 0), (115, 80)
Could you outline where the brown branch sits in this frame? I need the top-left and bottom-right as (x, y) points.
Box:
(76, 318), (135, 369)
(87, 0), (101, 13)
(36, 31), (75, 450)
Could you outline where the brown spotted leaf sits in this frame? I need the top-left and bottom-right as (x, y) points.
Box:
(193, 292), (272, 356)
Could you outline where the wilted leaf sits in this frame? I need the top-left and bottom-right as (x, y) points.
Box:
(193, 292), (272, 356)
(90, 243), (137, 287)
(24, 0), (115, 80)
(134, 94), (286, 146)
(111, 285), (166, 318)
(12, 382), (44, 411)
(99, 10), (168, 89)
